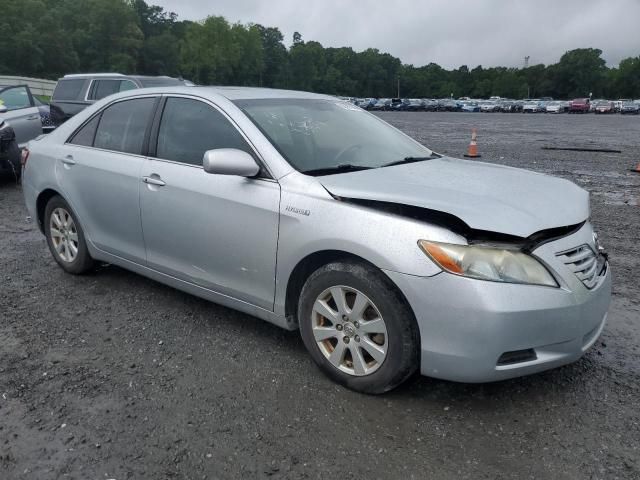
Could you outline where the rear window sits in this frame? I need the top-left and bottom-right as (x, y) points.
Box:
(53, 79), (86, 101)
(137, 77), (184, 88)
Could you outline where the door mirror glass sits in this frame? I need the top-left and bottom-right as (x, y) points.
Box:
(203, 149), (260, 177)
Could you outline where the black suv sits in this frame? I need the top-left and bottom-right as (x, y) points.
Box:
(51, 74), (193, 122)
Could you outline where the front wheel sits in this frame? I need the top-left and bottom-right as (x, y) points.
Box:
(298, 261), (419, 394)
(44, 195), (95, 274)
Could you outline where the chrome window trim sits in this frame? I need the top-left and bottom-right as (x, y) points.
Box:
(62, 143), (150, 160)
(65, 92), (276, 181)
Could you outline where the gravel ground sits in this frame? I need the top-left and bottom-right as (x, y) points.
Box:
(1, 112), (639, 480)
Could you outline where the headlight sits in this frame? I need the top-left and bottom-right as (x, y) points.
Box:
(418, 240), (558, 287)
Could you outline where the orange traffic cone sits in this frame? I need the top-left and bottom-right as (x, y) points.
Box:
(631, 162), (640, 173)
(464, 128), (481, 158)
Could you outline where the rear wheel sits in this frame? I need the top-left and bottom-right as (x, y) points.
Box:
(298, 260), (419, 394)
(44, 196), (94, 274)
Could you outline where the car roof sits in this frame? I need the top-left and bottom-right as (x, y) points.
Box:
(113, 85), (337, 101)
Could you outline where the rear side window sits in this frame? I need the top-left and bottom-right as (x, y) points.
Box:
(94, 98), (155, 155)
(156, 97), (253, 166)
(69, 115), (100, 147)
(89, 79), (138, 101)
(53, 79), (86, 101)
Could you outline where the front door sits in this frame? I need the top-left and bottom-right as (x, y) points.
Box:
(140, 96), (280, 310)
(0, 86), (42, 146)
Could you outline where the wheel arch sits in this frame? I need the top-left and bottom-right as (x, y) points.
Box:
(283, 249), (415, 329)
(36, 188), (63, 233)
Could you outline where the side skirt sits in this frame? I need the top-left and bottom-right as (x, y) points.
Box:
(87, 242), (296, 331)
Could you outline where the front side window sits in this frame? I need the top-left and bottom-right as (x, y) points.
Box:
(0, 86), (32, 111)
(234, 98), (431, 174)
(94, 98), (155, 154)
(156, 97), (254, 166)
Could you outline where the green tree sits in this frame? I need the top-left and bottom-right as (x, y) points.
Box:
(613, 57), (640, 98)
(554, 48), (607, 98)
(255, 25), (288, 87)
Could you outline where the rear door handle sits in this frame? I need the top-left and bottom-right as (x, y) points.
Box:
(61, 155), (76, 166)
(143, 176), (166, 187)
(27, 115), (40, 121)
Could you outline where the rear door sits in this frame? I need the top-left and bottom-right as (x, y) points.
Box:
(139, 95), (280, 310)
(0, 85), (42, 145)
(59, 95), (158, 263)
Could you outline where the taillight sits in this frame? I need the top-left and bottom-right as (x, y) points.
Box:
(21, 148), (30, 168)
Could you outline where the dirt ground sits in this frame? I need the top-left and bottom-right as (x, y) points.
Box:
(1, 112), (639, 479)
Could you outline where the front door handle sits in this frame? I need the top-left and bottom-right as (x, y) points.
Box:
(61, 155), (76, 166)
(143, 176), (166, 187)
(27, 115), (40, 121)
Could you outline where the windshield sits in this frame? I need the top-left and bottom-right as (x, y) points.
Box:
(234, 98), (432, 174)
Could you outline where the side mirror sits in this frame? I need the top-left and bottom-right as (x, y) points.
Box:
(0, 105), (7, 114)
(203, 148), (260, 177)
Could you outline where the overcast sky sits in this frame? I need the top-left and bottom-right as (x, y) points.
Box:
(152, 0), (640, 69)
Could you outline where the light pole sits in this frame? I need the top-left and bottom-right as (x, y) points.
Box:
(396, 76), (400, 98)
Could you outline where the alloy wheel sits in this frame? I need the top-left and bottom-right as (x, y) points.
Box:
(49, 207), (79, 263)
(311, 285), (388, 376)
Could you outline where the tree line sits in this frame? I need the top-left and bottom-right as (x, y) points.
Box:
(2, 0), (639, 100)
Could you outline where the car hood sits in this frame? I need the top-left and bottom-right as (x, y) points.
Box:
(318, 157), (589, 238)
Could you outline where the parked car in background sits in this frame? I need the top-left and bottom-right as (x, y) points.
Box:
(51, 73), (192, 122)
(388, 99), (401, 111)
(612, 100), (625, 113)
(480, 101), (501, 112)
(437, 99), (462, 112)
(499, 100), (517, 113)
(369, 99), (389, 111)
(21, 86), (611, 393)
(404, 99), (425, 111)
(358, 98), (375, 109)
(460, 101), (480, 112)
(33, 96), (63, 133)
(0, 84), (45, 146)
(594, 101), (614, 114)
(0, 116), (21, 179)
(569, 98), (590, 113)
(422, 99), (437, 111)
(545, 101), (568, 113)
(523, 100), (544, 113)
(620, 100), (640, 114)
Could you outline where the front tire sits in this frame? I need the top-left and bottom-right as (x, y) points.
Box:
(298, 260), (419, 394)
(44, 195), (95, 274)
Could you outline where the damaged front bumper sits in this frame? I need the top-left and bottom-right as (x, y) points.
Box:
(384, 222), (612, 383)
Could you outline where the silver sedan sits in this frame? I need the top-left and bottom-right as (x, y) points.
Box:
(22, 87), (611, 393)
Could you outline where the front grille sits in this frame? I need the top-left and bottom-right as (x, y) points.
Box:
(556, 245), (605, 289)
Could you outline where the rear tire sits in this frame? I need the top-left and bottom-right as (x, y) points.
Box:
(44, 195), (95, 274)
(298, 260), (419, 394)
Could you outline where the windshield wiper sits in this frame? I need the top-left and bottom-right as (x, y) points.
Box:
(380, 155), (438, 168)
(302, 164), (372, 176)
